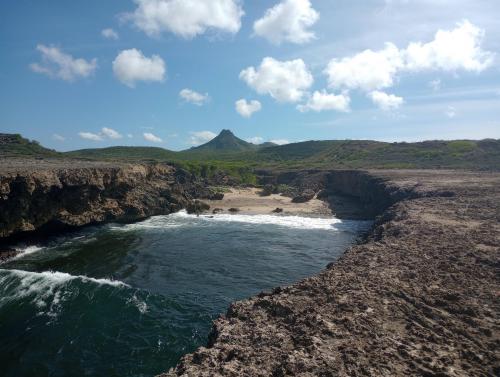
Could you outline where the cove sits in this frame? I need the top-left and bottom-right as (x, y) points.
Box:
(0, 211), (371, 377)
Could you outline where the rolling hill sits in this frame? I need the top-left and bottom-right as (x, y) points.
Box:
(1, 131), (499, 170)
(0, 134), (60, 158)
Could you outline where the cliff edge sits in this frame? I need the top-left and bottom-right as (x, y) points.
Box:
(0, 159), (203, 241)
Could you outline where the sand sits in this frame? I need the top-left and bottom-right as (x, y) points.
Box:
(205, 187), (332, 217)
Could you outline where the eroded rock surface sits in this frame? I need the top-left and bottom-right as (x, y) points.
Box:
(0, 159), (202, 239)
(163, 170), (500, 377)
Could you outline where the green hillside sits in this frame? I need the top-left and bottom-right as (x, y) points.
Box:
(0, 133), (60, 158)
(1, 131), (499, 171)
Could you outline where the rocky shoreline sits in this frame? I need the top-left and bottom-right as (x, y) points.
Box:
(162, 170), (500, 376)
(0, 159), (221, 249)
(1, 162), (498, 376)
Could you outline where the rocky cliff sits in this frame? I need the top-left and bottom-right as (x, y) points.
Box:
(163, 170), (500, 376)
(0, 159), (209, 242)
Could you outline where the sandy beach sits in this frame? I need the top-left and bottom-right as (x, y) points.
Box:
(205, 187), (332, 217)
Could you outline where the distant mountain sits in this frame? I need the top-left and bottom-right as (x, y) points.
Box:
(0, 133), (60, 158)
(186, 130), (259, 153)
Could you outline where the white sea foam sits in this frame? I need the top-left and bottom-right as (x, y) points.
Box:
(8, 245), (45, 261)
(111, 210), (348, 232)
(127, 293), (148, 314)
(0, 268), (130, 317)
(171, 210), (344, 230)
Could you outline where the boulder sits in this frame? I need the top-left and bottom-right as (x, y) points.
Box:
(292, 189), (315, 203)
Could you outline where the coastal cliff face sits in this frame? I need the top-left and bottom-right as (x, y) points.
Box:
(163, 170), (500, 377)
(0, 160), (202, 240)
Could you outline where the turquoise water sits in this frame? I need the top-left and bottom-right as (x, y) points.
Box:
(0, 211), (370, 377)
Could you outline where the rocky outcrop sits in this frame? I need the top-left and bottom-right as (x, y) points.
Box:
(162, 170), (500, 377)
(0, 160), (202, 241)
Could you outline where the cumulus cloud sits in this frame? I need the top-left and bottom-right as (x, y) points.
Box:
(179, 89), (210, 105)
(126, 0), (244, 39)
(324, 21), (493, 110)
(189, 131), (217, 145)
(113, 49), (166, 87)
(101, 28), (119, 40)
(235, 99), (262, 117)
(404, 20), (493, 72)
(240, 57), (313, 103)
(325, 42), (404, 92)
(78, 132), (103, 141)
(253, 0), (319, 45)
(30, 44), (97, 82)
(270, 139), (290, 145)
(143, 132), (163, 143)
(369, 91), (404, 111)
(297, 90), (350, 113)
(101, 127), (123, 139)
(78, 128), (124, 142)
(247, 136), (264, 144)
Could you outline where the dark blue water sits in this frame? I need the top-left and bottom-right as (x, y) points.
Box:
(0, 211), (370, 377)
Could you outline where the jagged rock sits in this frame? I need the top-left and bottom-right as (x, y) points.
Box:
(212, 208), (224, 214)
(259, 184), (274, 197)
(272, 208), (283, 213)
(291, 189), (315, 203)
(228, 208), (240, 213)
(0, 160), (196, 239)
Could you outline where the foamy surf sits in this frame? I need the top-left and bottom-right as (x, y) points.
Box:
(112, 210), (349, 231)
(173, 210), (343, 230)
(10, 245), (45, 261)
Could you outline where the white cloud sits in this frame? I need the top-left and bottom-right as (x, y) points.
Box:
(325, 21), (493, 95)
(101, 28), (119, 40)
(143, 132), (163, 143)
(324, 20), (493, 111)
(235, 99), (262, 117)
(179, 88), (210, 105)
(189, 131), (217, 145)
(369, 91), (404, 111)
(78, 132), (103, 141)
(253, 0), (319, 45)
(325, 42), (404, 92)
(52, 134), (65, 142)
(404, 20), (494, 72)
(240, 57), (313, 103)
(113, 49), (166, 88)
(30, 44), (97, 82)
(429, 79), (441, 91)
(270, 139), (290, 145)
(445, 106), (457, 118)
(101, 127), (123, 139)
(126, 0), (244, 39)
(298, 90), (351, 112)
(247, 136), (264, 144)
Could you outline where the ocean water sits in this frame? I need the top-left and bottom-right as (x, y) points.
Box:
(0, 211), (371, 377)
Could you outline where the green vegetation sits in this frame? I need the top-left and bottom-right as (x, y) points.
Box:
(0, 134), (60, 158)
(2, 131), (499, 172)
(174, 160), (258, 185)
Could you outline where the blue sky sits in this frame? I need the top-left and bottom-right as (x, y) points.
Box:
(1, 0), (499, 151)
